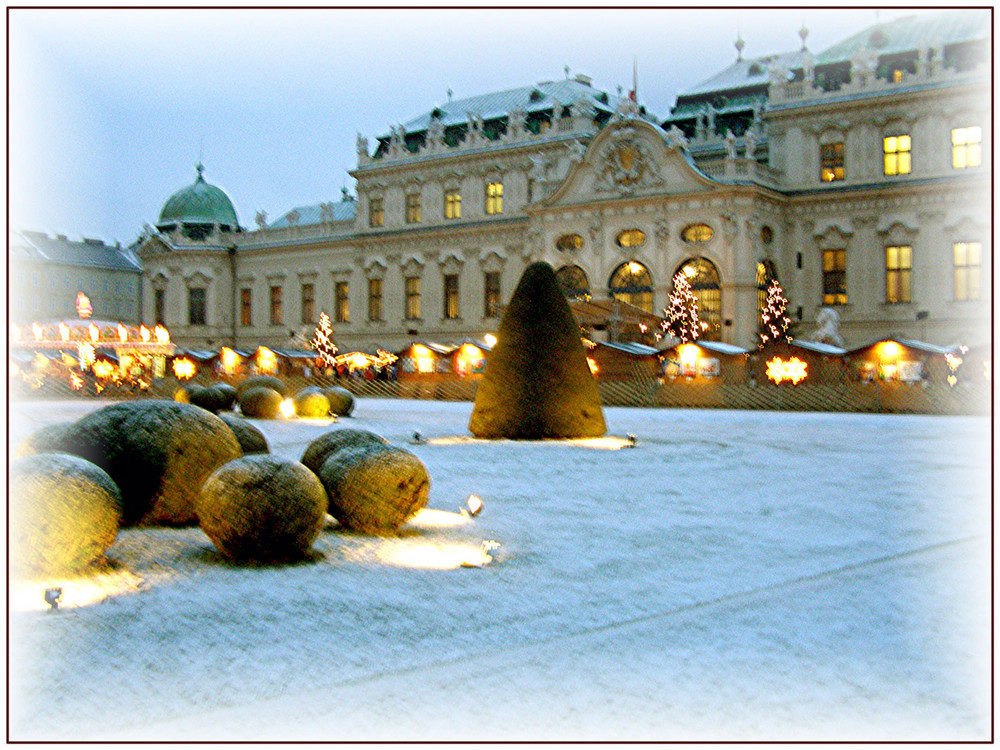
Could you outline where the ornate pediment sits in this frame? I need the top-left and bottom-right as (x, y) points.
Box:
(593, 127), (664, 195)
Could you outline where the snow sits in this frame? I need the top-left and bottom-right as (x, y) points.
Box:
(7, 397), (993, 742)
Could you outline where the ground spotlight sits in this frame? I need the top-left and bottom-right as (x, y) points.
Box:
(44, 587), (62, 612)
(626, 433), (638, 448)
(461, 540), (500, 568)
(411, 430), (426, 445)
(461, 494), (484, 518)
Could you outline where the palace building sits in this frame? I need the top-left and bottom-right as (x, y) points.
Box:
(134, 10), (991, 353)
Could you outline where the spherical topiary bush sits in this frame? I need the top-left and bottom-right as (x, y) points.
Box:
(294, 387), (331, 418)
(218, 413), (270, 454)
(174, 383), (206, 405)
(197, 455), (327, 562)
(16, 422), (76, 458)
(318, 443), (430, 534)
(55, 400), (242, 526)
(300, 428), (388, 476)
(211, 382), (238, 410)
(322, 386), (355, 417)
(236, 375), (288, 398)
(238, 386), (284, 419)
(10, 453), (122, 578)
(189, 384), (235, 414)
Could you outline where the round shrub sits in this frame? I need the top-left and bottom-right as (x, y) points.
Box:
(173, 383), (206, 404)
(318, 443), (430, 534)
(218, 413), (270, 454)
(322, 386), (355, 416)
(237, 375), (288, 398)
(300, 428), (388, 476)
(238, 386), (284, 419)
(16, 422), (76, 459)
(294, 387), (331, 418)
(10, 453), (123, 578)
(189, 384), (234, 414)
(54, 400), (242, 526)
(211, 382), (238, 410)
(197, 455), (327, 562)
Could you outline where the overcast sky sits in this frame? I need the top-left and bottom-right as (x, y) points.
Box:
(9, 6), (932, 245)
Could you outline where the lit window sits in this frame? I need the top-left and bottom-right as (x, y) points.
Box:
(188, 287), (206, 326)
(885, 245), (912, 304)
(609, 260), (653, 313)
(756, 260), (777, 317)
(484, 271), (502, 318)
(405, 276), (421, 320)
(406, 193), (422, 224)
(300, 282), (315, 324)
(443, 274), (459, 319)
(681, 223), (713, 243)
(556, 234), (584, 251)
(892, 69), (904, 83)
(240, 288), (252, 327)
(486, 182), (503, 215)
(953, 242), (982, 301)
(822, 249), (847, 305)
(445, 189), (462, 220)
(883, 134), (911, 176)
(820, 142), (845, 182)
(369, 196), (384, 227)
(335, 281), (350, 323)
(269, 285), (283, 325)
(368, 278), (383, 321)
(952, 127), (982, 169)
(616, 229), (646, 248)
(675, 258), (722, 339)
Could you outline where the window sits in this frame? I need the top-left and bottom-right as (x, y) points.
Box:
(952, 127), (982, 169)
(756, 260), (777, 318)
(443, 274), (460, 319)
(335, 281), (350, 323)
(675, 258), (722, 340)
(445, 189), (461, 219)
(368, 278), (383, 321)
(681, 223), (713, 243)
(885, 245), (912, 303)
(154, 288), (166, 324)
(484, 271), (502, 317)
(269, 285), (283, 325)
(240, 288), (252, 326)
(188, 287), (206, 326)
(300, 283), (315, 324)
(609, 261), (653, 313)
(406, 192), (422, 223)
(556, 234), (584, 251)
(822, 249), (847, 305)
(486, 182), (503, 215)
(369, 196), (384, 227)
(405, 276), (421, 319)
(883, 134), (911, 176)
(555, 265), (591, 301)
(616, 229), (646, 248)
(820, 142), (845, 182)
(953, 242), (981, 301)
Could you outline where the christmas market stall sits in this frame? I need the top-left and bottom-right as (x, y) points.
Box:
(396, 342), (458, 381)
(585, 341), (660, 382)
(844, 338), (957, 385)
(750, 339), (848, 386)
(658, 340), (751, 383)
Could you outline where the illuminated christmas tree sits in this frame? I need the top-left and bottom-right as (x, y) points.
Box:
(662, 271), (701, 343)
(758, 278), (793, 348)
(309, 312), (338, 367)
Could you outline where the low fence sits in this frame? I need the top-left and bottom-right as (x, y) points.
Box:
(12, 375), (990, 416)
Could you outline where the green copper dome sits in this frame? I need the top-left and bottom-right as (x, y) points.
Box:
(156, 163), (239, 238)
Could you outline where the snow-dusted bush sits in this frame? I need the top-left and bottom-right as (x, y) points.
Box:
(10, 453), (122, 578)
(300, 428), (388, 476)
(197, 455), (327, 562)
(237, 375), (288, 398)
(294, 387), (331, 418)
(218, 413), (270, 454)
(16, 422), (76, 458)
(173, 383), (206, 405)
(322, 386), (355, 417)
(189, 384), (236, 414)
(318, 443), (429, 534)
(469, 261), (606, 439)
(54, 400), (242, 526)
(238, 386), (284, 419)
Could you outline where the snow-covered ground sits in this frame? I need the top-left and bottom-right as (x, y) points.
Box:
(7, 397), (993, 742)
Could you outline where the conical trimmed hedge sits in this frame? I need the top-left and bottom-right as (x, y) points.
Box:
(469, 261), (606, 439)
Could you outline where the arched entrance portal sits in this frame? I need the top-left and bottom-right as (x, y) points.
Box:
(675, 257), (721, 340)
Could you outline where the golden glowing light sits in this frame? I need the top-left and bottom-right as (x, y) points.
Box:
(484, 333), (497, 348)
(78, 343), (96, 370)
(877, 341), (903, 360)
(88, 323), (100, 343)
(257, 347), (278, 374)
(220, 347), (241, 374)
(59, 323), (70, 343)
(32, 323), (43, 341)
(350, 353), (370, 370)
(412, 344), (430, 358)
(92, 360), (115, 379)
(154, 324), (170, 344)
(587, 357), (599, 374)
(766, 356), (808, 385)
(678, 343), (700, 367)
(75, 291), (93, 319)
(280, 398), (296, 418)
(140, 325), (151, 342)
(70, 372), (84, 390)
(410, 508), (472, 529)
(172, 358), (197, 380)
(118, 323), (128, 343)
(945, 353), (963, 372)
(947, 375), (958, 387)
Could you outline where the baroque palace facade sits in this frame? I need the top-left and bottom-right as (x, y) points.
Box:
(135, 10), (991, 353)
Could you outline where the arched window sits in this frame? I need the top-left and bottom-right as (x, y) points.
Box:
(616, 229), (646, 248)
(756, 259), (778, 318)
(609, 261), (653, 312)
(675, 257), (721, 339)
(555, 265), (591, 301)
